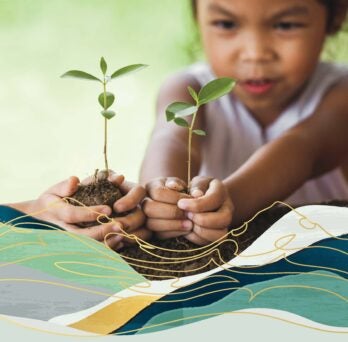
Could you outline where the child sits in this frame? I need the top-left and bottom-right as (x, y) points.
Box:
(4, 172), (149, 250)
(140, 0), (348, 245)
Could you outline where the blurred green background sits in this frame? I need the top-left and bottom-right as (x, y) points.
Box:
(0, 0), (347, 203)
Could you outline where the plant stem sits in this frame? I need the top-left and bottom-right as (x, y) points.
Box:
(188, 127), (192, 187)
(187, 110), (198, 187)
(103, 80), (109, 177)
(104, 117), (108, 174)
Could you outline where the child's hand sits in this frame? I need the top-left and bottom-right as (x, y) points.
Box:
(106, 171), (150, 246)
(143, 177), (195, 239)
(79, 170), (149, 247)
(177, 176), (234, 245)
(28, 176), (125, 250)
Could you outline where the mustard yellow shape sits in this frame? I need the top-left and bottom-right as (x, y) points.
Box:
(69, 295), (160, 334)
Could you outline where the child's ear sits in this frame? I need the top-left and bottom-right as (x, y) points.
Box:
(328, 4), (348, 35)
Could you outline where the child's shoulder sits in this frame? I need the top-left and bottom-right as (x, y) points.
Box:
(316, 61), (348, 100)
(296, 61), (348, 117)
(157, 62), (209, 107)
(155, 63), (211, 120)
(315, 61), (348, 82)
(306, 63), (348, 132)
(159, 61), (213, 96)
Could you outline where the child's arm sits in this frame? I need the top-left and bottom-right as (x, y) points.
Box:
(144, 75), (348, 243)
(181, 77), (348, 227)
(139, 72), (204, 183)
(6, 173), (147, 250)
(222, 77), (348, 226)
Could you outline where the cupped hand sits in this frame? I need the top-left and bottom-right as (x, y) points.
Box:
(143, 177), (196, 239)
(176, 176), (234, 245)
(29, 176), (125, 250)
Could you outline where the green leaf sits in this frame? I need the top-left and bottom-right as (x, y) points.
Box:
(166, 102), (197, 118)
(111, 64), (148, 79)
(193, 129), (206, 136)
(101, 110), (116, 120)
(100, 57), (107, 75)
(166, 111), (175, 122)
(188, 86), (198, 103)
(198, 78), (236, 105)
(174, 117), (189, 128)
(98, 92), (115, 109)
(60, 70), (102, 83)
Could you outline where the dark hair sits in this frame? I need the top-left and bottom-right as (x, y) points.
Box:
(319, 0), (348, 33)
(190, 0), (348, 34)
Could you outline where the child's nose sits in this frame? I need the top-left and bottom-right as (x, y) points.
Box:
(239, 32), (274, 64)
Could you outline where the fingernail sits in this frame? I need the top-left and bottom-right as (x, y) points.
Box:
(102, 207), (111, 214)
(167, 181), (182, 190)
(116, 242), (124, 250)
(167, 180), (177, 187)
(178, 199), (189, 210)
(111, 235), (123, 244)
(182, 220), (193, 230)
(191, 189), (203, 197)
(113, 224), (122, 231)
(186, 212), (194, 220)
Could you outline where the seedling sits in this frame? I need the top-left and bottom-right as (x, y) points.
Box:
(61, 57), (147, 179)
(166, 78), (236, 187)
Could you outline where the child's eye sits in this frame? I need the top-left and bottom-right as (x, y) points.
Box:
(273, 22), (305, 31)
(211, 20), (236, 30)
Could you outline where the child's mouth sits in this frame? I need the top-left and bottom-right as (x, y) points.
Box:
(240, 79), (275, 95)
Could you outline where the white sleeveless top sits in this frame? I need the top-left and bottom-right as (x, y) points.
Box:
(185, 61), (348, 204)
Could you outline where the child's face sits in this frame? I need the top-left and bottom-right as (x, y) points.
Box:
(196, 0), (328, 117)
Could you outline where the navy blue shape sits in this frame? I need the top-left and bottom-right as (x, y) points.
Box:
(116, 233), (348, 335)
(0, 205), (62, 230)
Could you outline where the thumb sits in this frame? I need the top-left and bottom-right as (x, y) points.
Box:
(107, 170), (125, 187)
(189, 176), (213, 198)
(45, 176), (80, 198)
(164, 177), (187, 191)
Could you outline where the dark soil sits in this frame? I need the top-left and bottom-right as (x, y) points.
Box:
(118, 200), (348, 280)
(68, 178), (123, 227)
(69, 179), (122, 207)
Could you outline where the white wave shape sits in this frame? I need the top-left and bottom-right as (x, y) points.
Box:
(49, 205), (348, 329)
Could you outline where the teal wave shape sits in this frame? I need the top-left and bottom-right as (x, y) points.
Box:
(135, 270), (347, 334)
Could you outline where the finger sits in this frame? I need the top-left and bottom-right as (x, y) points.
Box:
(53, 202), (112, 224)
(114, 183), (146, 212)
(112, 207), (146, 232)
(142, 198), (186, 220)
(116, 179), (138, 194)
(177, 179), (225, 213)
(189, 176), (213, 198)
(184, 231), (210, 246)
(123, 227), (152, 245)
(164, 177), (187, 191)
(45, 176), (80, 197)
(107, 171), (125, 187)
(60, 221), (124, 242)
(80, 170), (124, 186)
(49, 220), (81, 233)
(146, 218), (193, 232)
(186, 200), (233, 229)
(90, 222), (125, 242)
(156, 230), (190, 239)
(192, 225), (228, 242)
(146, 178), (190, 204)
(105, 234), (124, 251)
